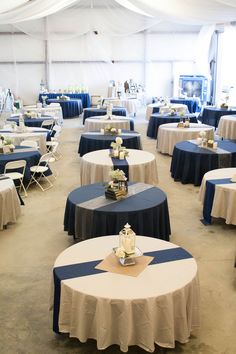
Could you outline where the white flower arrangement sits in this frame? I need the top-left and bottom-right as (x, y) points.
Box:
(104, 124), (118, 135)
(115, 247), (126, 258)
(109, 168), (127, 181)
(199, 130), (206, 138)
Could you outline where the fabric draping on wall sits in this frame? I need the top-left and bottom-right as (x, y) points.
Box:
(194, 25), (216, 76)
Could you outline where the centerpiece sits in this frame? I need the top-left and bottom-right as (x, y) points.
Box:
(113, 223), (142, 266)
(105, 168), (128, 200)
(110, 137), (128, 159)
(41, 95), (48, 107)
(104, 124), (118, 135)
(0, 136), (15, 153)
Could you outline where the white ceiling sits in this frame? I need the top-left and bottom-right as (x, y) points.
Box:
(0, 0), (29, 14)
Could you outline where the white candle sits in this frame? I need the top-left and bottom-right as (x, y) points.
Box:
(118, 128), (122, 134)
(119, 151), (125, 159)
(213, 142), (218, 149)
(100, 128), (104, 134)
(113, 149), (119, 157)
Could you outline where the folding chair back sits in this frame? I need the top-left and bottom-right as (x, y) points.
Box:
(41, 119), (55, 132)
(4, 160), (27, 197)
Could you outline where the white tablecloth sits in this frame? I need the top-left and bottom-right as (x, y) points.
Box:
(52, 235), (200, 352)
(157, 123), (214, 156)
(217, 115), (236, 139)
(145, 103), (164, 120)
(0, 178), (21, 230)
(104, 98), (139, 114)
(80, 149), (158, 185)
(199, 168), (236, 225)
(159, 104), (189, 115)
(23, 105), (63, 125)
(84, 116), (132, 132)
(0, 127), (49, 154)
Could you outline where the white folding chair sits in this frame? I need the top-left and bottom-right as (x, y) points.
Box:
(41, 119), (55, 133)
(26, 152), (54, 191)
(4, 160), (27, 197)
(20, 140), (39, 149)
(46, 126), (62, 159)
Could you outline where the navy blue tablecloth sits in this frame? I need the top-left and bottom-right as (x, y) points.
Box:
(7, 116), (53, 128)
(170, 98), (200, 113)
(64, 183), (171, 241)
(46, 99), (82, 119)
(39, 93), (90, 108)
(0, 146), (41, 182)
(78, 131), (142, 156)
(170, 140), (236, 186)
(147, 114), (198, 139)
(83, 107), (127, 123)
(199, 107), (236, 128)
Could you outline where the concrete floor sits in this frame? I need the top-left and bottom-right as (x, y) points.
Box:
(0, 109), (235, 354)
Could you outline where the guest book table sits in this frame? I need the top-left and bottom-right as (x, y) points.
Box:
(39, 93), (90, 108)
(7, 115), (57, 128)
(200, 107), (236, 128)
(157, 123), (214, 156)
(170, 140), (236, 186)
(84, 116), (134, 132)
(83, 107), (127, 123)
(199, 168), (236, 225)
(217, 115), (236, 140)
(0, 127), (50, 154)
(52, 235), (199, 352)
(80, 149), (158, 185)
(78, 131), (142, 156)
(0, 178), (21, 230)
(46, 99), (83, 119)
(147, 113), (197, 139)
(0, 146), (41, 182)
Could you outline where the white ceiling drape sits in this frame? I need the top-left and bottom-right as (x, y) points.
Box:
(0, 0), (78, 24)
(0, 0), (236, 26)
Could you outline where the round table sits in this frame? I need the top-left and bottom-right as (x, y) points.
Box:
(7, 115), (56, 128)
(104, 98), (139, 115)
(157, 123), (214, 156)
(217, 115), (236, 139)
(0, 178), (21, 230)
(0, 127), (50, 154)
(170, 140), (236, 186)
(64, 182), (170, 240)
(80, 149), (158, 185)
(200, 107), (236, 128)
(78, 131), (142, 156)
(83, 107), (127, 123)
(84, 116), (134, 132)
(170, 97), (200, 113)
(0, 146), (41, 182)
(199, 168), (236, 225)
(147, 113), (198, 139)
(46, 99), (83, 118)
(39, 92), (90, 108)
(52, 235), (199, 352)
(22, 105), (63, 125)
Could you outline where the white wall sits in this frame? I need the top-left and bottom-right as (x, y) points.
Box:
(0, 30), (199, 105)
